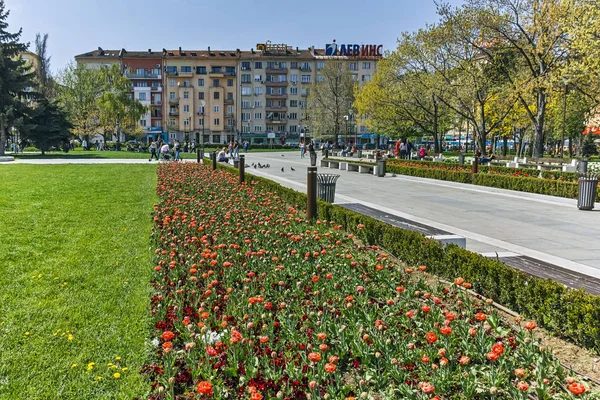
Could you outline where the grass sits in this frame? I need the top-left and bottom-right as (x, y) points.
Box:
(0, 164), (157, 399)
(12, 148), (297, 159)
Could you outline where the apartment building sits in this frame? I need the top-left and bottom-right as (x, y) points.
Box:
(163, 48), (240, 145)
(75, 48), (165, 142)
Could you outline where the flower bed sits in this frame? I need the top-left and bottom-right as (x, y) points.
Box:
(147, 163), (596, 399)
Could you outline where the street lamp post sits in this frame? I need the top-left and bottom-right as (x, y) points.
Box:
(199, 100), (206, 156)
(344, 115), (349, 147)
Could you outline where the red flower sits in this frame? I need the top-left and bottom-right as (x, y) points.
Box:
(308, 352), (321, 362)
(161, 331), (175, 341)
(324, 363), (337, 373)
(426, 332), (438, 344)
(421, 382), (435, 394)
(250, 393), (263, 400)
(486, 351), (499, 361)
(196, 381), (213, 395)
(475, 312), (487, 321)
(491, 343), (504, 355)
(516, 381), (529, 391)
(524, 321), (536, 330)
(421, 305), (431, 313)
(440, 326), (452, 335)
(569, 382), (586, 395)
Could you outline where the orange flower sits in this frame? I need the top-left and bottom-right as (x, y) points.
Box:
(196, 381), (213, 395)
(317, 333), (327, 341)
(475, 312), (487, 321)
(454, 277), (465, 285)
(324, 363), (337, 373)
(161, 331), (175, 341)
(440, 326), (452, 335)
(421, 305), (431, 313)
(515, 368), (526, 378)
(250, 393), (263, 400)
(524, 321), (536, 330)
(426, 332), (438, 344)
(486, 351), (499, 361)
(421, 382), (435, 394)
(491, 343), (504, 355)
(259, 336), (269, 343)
(516, 381), (529, 391)
(162, 341), (173, 352)
(308, 352), (321, 362)
(319, 344), (329, 351)
(459, 356), (470, 365)
(230, 330), (242, 345)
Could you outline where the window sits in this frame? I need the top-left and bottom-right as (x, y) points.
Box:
(317, 62), (325, 70)
(277, 125), (286, 132)
(170, 107), (177, 113)
(290, 100), (298, 107)
(227, 106), (233, 114)
(227, 119), (234, 126)
(290, 87), (298, 95)
(154, 120), (162, 128)
(241, 74), (251, 83)
(183, 91), (189, 99)
(266, 87), (274, 95)
(301, 75), (311, 83)
(241, 61), (251, 70)
(166, 66), (177, 73)
(254, 62), (262, 69)
(242, 125), (250, 133)
(288, 112), (298, 120)
(290, 125), (297, 132)
(254, 100), (262, 107)
(278, 100), (286, 107)
(301, 62), (311, 71)
(362, 75), (371, 82)
(135, 81), (148, 87)
(290, 74), (298, 83)
(278, 87), (286, 95)
(198, 105), (205, 114)
(214, 91), (220, 100)
(254, 125), (262, 132)
(267, 62), (276, 69)
(254, 87), (263, 95)
(151, 81), (161, 88)
(212, 135), (220, 143)
(184, 119), (190, 126)
(225, 67), (235, 74)
(227, 79), (233, 87)
(181, 66), (192, 73)
(349, 62), (358, 71)
(266, 100), (274, 107)
(363, 62), (371, 69)
(138, 92), (146, 101)
(241, 112), (250, 121)
(266, 75), (275, 82)
(198, 79), (204, 86)
(198, 118), (204, 126)
(280, 62), (287, 68)
(254, 112), (262, 119)
(316, 75), (324, 83)
(211, 67), (222, 73)
(169, 92), (175, 100)
(196, 66), (206, 74)
(213, 79), (220, 87)
(278, 75), (286, 82)
(227, 92), (233, 100)
(360, 125), (367, 133)
(299, 100), (307, 108)
(214, 105), (220, 113)
(183, 80), (190, 87)
(254, 74), (263, 82)
(242, 100), (251, 109)
(242, 87), (251, 96)
(214, 118), (220, 126)
(291, 62), (298, 69)
(152, 68), (161, 76)
(183, 105), (190, 112)
(140, 119), (146, 126)
(199, 92), (204, 100)
(352, 75), (359, 81)
(170, 79), (176, 87)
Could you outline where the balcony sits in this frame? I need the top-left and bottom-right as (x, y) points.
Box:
(179, 70), (193, 78)
(224, 71), (236, 76)
(126, 72), (161, 79)
(241, 104), (252, 109)
(300, 66), (312, 71)
(169, 111), (179, 116)
(267, 118), (287, 124)
(266, 106), (288, 112)
(151, 113), (162, 118)
(166, 70), (178, 77)
(169, 97), (180, 104)
(151, 101), (162, 106)
(226, 112), (235, 117)
(224, 98), (234, 105)
(265, 81), (287, 87)
(209, 70), (224, 77)
(151, 86), (162, 91)
(266, 68), (288, 74)
(266, 93), (288, 99)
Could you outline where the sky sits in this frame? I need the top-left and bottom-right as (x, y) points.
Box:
(6, 0), (464, 74)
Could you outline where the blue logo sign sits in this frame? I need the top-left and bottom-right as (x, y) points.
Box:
(325, 41), (383, 57)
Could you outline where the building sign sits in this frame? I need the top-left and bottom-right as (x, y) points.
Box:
(257, 41), (290, 53)
(325, 41), (383, 57)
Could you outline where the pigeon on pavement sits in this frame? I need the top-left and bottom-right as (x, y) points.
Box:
(291, 167), (295, 171)
(281, 167), (284, 172)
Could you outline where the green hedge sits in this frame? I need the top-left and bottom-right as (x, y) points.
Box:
(386, 163), (473, 183)
(212, 161), (600, 353)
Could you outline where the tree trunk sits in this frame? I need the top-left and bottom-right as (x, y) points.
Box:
(0, 117), (6, 156)
(503, 136), (508, 156)
(532, 89), (546, 157)
(433, 101), (440, 153)
(477, 100), (486, 154)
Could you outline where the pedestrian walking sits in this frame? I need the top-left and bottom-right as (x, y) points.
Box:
(148, 139), (158, 161)
(299, 140), (305, 159)
(174, 140), (182, 161)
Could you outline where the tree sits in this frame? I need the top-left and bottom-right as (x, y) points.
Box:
(441, 0), (572, 157)
(306, 62), (355, 145)
(97, 64), (146, 147)
(57, 62), (103, 141)
(34, 32), (55, 98)
(0, 0), (37, 156)
(23, 99), (71, 154)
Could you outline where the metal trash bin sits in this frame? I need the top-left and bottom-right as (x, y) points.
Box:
(310, 151), (317, 166)
(458, 153), (465, 165)
(578, 160), (588, 173)
(377, 159), (386, 177)
(578, 173), (598, 210)
(316, 174), (340, 203)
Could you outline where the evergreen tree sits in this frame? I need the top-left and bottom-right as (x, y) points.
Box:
(0, 0), (37, 156)
(34, 32), (55, 98)
(23, 98), (71, 154)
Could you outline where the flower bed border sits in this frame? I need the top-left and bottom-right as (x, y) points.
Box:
(214, 162), (600, 354)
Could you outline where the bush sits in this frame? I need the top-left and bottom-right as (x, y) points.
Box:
(23, 146), (39, 152)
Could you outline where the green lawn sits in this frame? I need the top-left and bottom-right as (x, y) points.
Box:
(12, 147), (297, 159)
(0, 165), (157, 399)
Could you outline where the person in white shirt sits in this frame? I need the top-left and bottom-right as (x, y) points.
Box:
(217, 147), (229, 163)
(160, 143), (170, 160)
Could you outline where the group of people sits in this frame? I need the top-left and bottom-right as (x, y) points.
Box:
(148, 138), (182, 161)
(216, 139), (250, 163)
(299, 139), (316, 159)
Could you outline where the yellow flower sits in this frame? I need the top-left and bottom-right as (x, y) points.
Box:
(67, 334), (73, 341)
(107, 363), (114, 367)
(96, 376), (102, 381)
(121, 367), (128, 372)
(71, 364), (77, 368)
(115, 356), (121, 361)
(113, 372), (121, 379)
(25, 332), (30, 336)
(87, 362), (95, 371)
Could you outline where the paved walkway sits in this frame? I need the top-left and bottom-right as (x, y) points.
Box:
(5, 152), (600, 289)
(237, 152), (600, 285)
